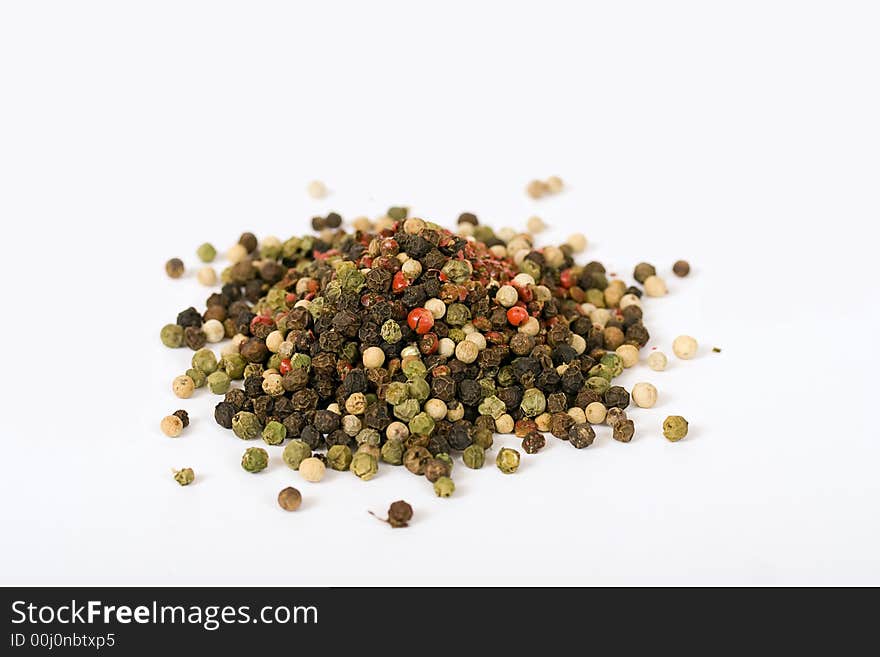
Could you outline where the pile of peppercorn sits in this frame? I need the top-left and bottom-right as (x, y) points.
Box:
(160, 209), (657, 498)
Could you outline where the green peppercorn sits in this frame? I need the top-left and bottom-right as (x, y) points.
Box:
(173, 467), (195, 486)
(192, 348), (218, 375)
(520, 388), (546, 417)
(241, 447), (269, 473)
(409, 412), (435, 437)
(355, 428), (381, 446)
(478, 395), (507, 420)
(393, 398), (421, 422)
(663, 416), (689, 442)
(433, 476), (455, 497)
(586, 376), (610, 395)
(384, 382), (410, 406)
(350, 452), (378, 481)
(232, 411), (263, 440)
(206, 370), (231, 395)
(408, 377), (430, 403)
(401, 357), (427, 380)
(222, 353), (246, 379)
(462, 444), (485, 469)
(262, 420), (287, 446)
(327, 444), (353, 471)
(282, 439), (311, 469)
(496, 447), (521, 474)
(186, 367), (207, 389)
(381, 319), (402, 343)
(160, 324), (184, 348)
(600, 353), (624, 378)
(381, 439), (405, 465)
(196, 242), (217, 263)
(472, 427), (494, 450)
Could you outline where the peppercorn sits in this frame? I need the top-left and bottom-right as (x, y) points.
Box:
(521, 431), (545, 454)
(160, 324), (184, 348)
(403, 446), (431, 475)
(241, 447), (269, 473)
(386, 500), (413, 527)
(299, 457), (326, 482)
(585, 402), (607, 424)
(172, 375), (195, 399)
(433, 476), (455, 497)
(633, 262), (656, 284)
(604, 386), (630, 410)
(568, 423), (595, 449)
(232, 411), (263, 440)
(207, 371), (231, 395)
(165, 258), (185, 279)
(173, 468), (195, 486)
(262, 420), (287, 445)
(327, 445), (353, 471)
(172, 409), (190, 428)
(278, 487), (302, 511)
(663, 416), (689, 441)
(496, 447), (521, 474)
(350, 452), (378, 480)
(196, 242), (216, 262)
(161, 415), (184, 437)
(612, 419), (635, 443)
(648, 351), (668, 371)
(632, 382), (658, 408)
(672, 260), (690, 277)
(424, 457), (452, 482)
(673, 335), (698, 359)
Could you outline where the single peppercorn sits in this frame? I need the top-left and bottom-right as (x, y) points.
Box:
(521, 431), (545, 454)
(433, 476), (455, 497)
(387, 500), (413, 527)
(462, 444), (485, 469)
(672, 260), (690, 277)
(241, 447), (269, 473)
(173, 468), (195, 486)
(161, 415), (184, 437)
(568, 423), (596, 449)
(165, 258), (185, 279)
(277, 487), (302, 511)
(172, 409), (189, 428)
(663, 416), (689, 441)
(612, 419), (635, 443)
(299, 457), (326, 482)
(350, 452), (378, 480)
(496, 447), (521, 474)
(160, 324), (184, 348)
(327, 444), (353, 471)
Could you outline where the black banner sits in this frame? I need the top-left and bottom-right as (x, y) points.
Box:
(0, 586), (866, 651)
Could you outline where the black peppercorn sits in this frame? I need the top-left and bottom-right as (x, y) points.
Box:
(604, 386), (630, 410)
(214, 402), (236, 429)
(568, 422), (596, 448)
(522, 431), (545, 454)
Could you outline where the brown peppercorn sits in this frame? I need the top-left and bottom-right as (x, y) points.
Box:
(183, 326), (207, 350)
(612, 419), (635, 443)
(239, 338), (269, 363)
(165, 258), (185, 279)
(424, 457), (452, 483)
(239, 232), (258, 253)
(403, 446), (432, 475)
(603, 326), (625, 350)
(172, 409), (190, 428)
(277, 486), (302, 511)
(633, 262), (656, 284)
(568, 422), (595, 448)
(604, 386), (630, 410)
(371, 500), (414, 528)
(522, 431), (546, 454)
(550, 412), (575, 439)
(515, 418), (538, 438)
(672, 260), (690, 277)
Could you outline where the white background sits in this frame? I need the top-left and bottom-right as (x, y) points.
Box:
(1, 1), (878, 586)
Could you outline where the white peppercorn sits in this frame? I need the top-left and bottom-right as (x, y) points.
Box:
(570, 334), (586, 355)
(172, 375), (195, 399)
(226, 243), (248, 264)
(362, 346), (385, 369)
(585, 402), (607, 424)
(518, 316), (540, 336)
(465, 332), (487, 350)
(546, 175), (564, 193)
(616, 344), (639, 368)
(566, 233), (587, 253)
(495, 285), (519, 308)
(644, 275), (668, 297)
(299, 457), (326, 482)
(424, 298), (446, 319)
(647, 351), (668, 371)
(307, 180), (327, 199)
(386, 421), (409, 442)
(455, 340), (479, 364)
(424, 398), (448, 420)
(161, 415), (184, 437)
(567, 407), (587, 425)
(197, 266), (217, 286)
(495, 414), (515, 434)
(632, 382), (658, 408)
(619, 294), (641, 310)
(672, 335), (698, 360)
(526, 215), (545, 233)
(438, 338), (456, 357)
(203, 319), (225, 343)
(265, 330), (284, 353)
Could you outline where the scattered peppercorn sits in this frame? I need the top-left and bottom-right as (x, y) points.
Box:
(496, 447), (521, 474)
(173, 468), (195, 486)
(278, 487), (302, 511)
(161, 415), (184, 437)
(241, 447), (269, 473)
(165, 258), (185, 279)
(663, 416), (689, 441)
(673, 260), (690, 277)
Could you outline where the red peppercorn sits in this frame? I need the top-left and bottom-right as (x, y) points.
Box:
(392, 270), (409, 293)
(280, 358), (292, 375)
(559, 269), (576, 289)
(407, 308), (434, 334)
(507, 306), (528, 326)
(285, 293), (297, 304)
